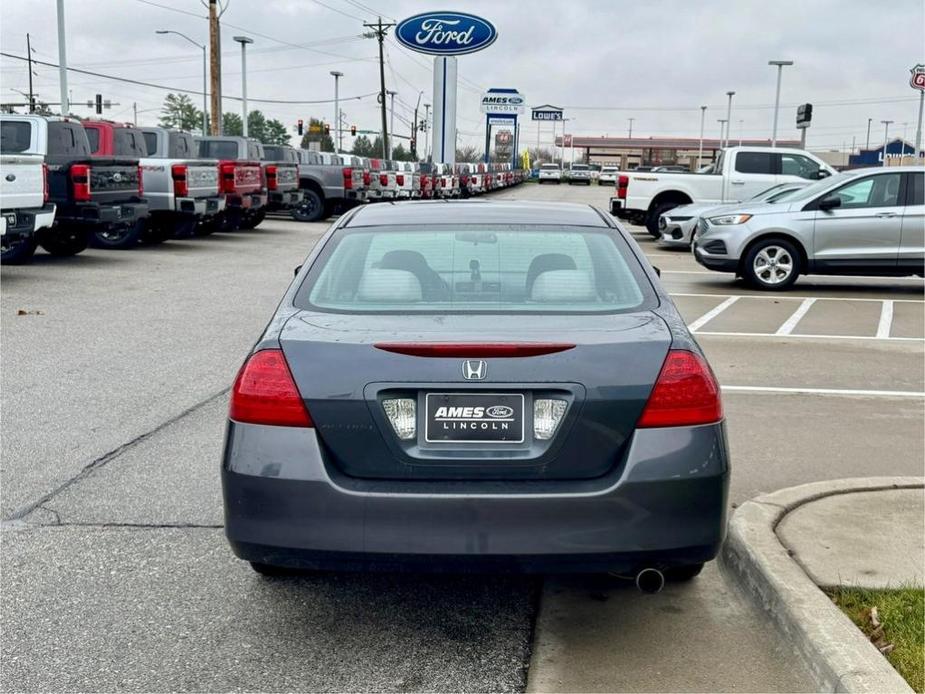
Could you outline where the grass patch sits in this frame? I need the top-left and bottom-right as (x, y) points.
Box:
(828, 586), (924, 692)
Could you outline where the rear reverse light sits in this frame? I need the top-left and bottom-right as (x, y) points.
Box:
(534, 399), (567, 440)
(137, 165), (144, 196)
(379, 173), (388, 186)
(617, 174), (629, 199)
(229, 349), (312, 428)
(42, 163), (49, 204)
(171, 164), (188, 198)
(71, 163), (91, 202)
(637, 350), (723, 428)
(343, 167), (353, 190)
(220, 162), (236, 194)
(265, 164), (278, 191)
(396, 174), (404, 186)
(382, 398), (416, 440)
(374, 342), (575, 358)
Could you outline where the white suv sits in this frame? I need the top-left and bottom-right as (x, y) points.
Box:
(538, 164), (562, 184)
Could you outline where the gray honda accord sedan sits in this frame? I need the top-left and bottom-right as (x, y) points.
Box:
(222, 201), (729, 586)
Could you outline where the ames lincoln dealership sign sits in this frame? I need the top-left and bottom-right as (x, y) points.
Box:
(396, 12), (497, 55)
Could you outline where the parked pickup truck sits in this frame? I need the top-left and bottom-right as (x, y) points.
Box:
(195, 136), (267, 232)
(609, 146), (836, 236)
(0, 117), (56, 263)
(293, 150), (367, 222)
(260, 144), (304, 220)
(132, 126), (224, 241)
(1, 115), (147, 257)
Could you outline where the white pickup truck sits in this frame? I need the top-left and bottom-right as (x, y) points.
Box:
(609, 146), (835, 236)
(0, 119), (56, 263)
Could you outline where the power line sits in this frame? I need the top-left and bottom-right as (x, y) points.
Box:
(133, 0), (205, 19)
(306, 0), (365, 21)
(559, 96), (920, 112)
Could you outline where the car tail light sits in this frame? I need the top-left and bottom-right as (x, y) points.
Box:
(229, 349), (312, 428)
(265, 164), (278, 191)
(71, 163), (91, 202)
(42, 163), (49, 204)
(617, 175), (629, 199)
(379, 173), (388, 187)
(382, 398), (416, 439)
(137, 165), (144, 196)
(374, 342), (575, 358)
(461, 174), (469, 184)
(363, 169), (371, 186)
(637, 350), (723, 428)
(220, 162), (236, 194)
(171, 164), (188, 198)
(342, 167), (353, 189)
(396, 174), (404, 186)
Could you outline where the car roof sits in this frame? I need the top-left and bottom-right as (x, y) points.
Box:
(344, 200), (610, 228)
(849, 166), (923, 175)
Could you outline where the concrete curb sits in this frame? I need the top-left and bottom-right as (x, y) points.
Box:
(722, 477), (923, 694)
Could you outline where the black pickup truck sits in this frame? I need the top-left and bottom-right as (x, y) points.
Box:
(42, 117), (148, 253)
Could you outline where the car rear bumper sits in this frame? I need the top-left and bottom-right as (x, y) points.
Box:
(268, 189), (304, 208)
(175, 195), (226, 217)
(227, 192), (268, 210)
(60, 200), (148, 226)
(222, 421), (729, 572)
(1, 203), (56, 240)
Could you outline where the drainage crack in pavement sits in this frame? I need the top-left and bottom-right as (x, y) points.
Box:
(2, 387), (230, 524)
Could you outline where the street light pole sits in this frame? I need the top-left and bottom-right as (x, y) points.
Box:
(724, 91), (735, 149)
(156, 30), (207, 134)
(330, 71), (343, 152)
(717, 119), (728, 148)
(881, 120), (893, 167)
(865, 117), (872, 150)
(697, 105), (706, 169)
(233, 36), (253, 137)
(627, 117), (634, 139)
(55, 0), (69, 114)
(768, 60), (793, 147)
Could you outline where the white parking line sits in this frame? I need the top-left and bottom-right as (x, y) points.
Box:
(661, 269), (925, 281)
(697, 330), (922, 342)
(672, 292), (924, 304)
(877, 300), (894, 339)
(775, 298), (816, 336)
(722, 385), (925, 398)
(687, 296), (739, 331)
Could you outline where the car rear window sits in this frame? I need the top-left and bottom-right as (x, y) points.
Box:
(0, 121), (32, 153)
(296, 226), (653, 314)
(198, 140), (238, 159)
(85, 127), (101, 153)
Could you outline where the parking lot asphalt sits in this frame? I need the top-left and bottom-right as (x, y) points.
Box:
(2, 182), (922, 692)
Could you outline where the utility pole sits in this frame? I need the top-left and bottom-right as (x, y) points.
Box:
(411, 91), (421, 160)
(865, 117), (872, 151)
(881, 120), (893, 167)
(55, 0), (69, 115)
(133, 101), (137, 125)
(697, 105), (706, 169)
(387, 90), (397, 159)
(363, 17), (395, 160)
(208, 0), (222, 135)
(627, 117), (634, 139)
(25, 33), (35, 112)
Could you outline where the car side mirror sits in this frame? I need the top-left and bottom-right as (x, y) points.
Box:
(818, 195), (841, 211)
(653, 266), (661, 277)
(294, 264), (302, 277)
(816, 170), (831, 179)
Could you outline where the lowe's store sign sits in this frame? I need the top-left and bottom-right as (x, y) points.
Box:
(396, 12), (498, 56)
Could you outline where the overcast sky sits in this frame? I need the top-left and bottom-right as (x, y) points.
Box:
(2, 0), (923, 154)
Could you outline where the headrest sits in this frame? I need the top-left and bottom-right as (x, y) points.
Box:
(357, 269), (422, 303)
(530, 270), (596, 303)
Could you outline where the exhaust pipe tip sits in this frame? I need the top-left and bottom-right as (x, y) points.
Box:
(635, 567), (665, 594)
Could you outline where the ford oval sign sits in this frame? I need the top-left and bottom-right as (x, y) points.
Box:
(396, 12), (497, 56)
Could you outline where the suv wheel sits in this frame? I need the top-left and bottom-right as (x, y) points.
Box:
(292, 190), (324, 222)
(40, 227), (90, 256)
(92, 220), (145, 250)
(1, 238), (37, 264)
(743, 238), (801, 290)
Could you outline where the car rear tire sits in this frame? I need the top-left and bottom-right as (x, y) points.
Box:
(238, 209), (266, 230)
(665, 563), (704, 582)
(1, 238), (38, 264)
(91, 220), (145, 250)
(40, 227), (90, 256)
(646, 201), (681, 238)
(743, 238), (801, 291)
(292, 190), (324, 222)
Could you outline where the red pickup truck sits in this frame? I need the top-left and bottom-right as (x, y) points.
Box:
(194, 136), (267, 233)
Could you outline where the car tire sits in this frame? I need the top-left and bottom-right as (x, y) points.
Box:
(1, 237), (38, 264)
(91, 220), (145, 250)
(292, 189), (324, 222)
(664, 563), (704, 582)
(140, 218), (174, 245)
(742, 238), (801, 291)
(646, 201), (681, 238)
(239, 209), (266, 230)
(40, 227), (90, 256)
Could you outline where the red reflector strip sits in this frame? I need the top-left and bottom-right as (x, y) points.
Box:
(374, 343), (575, 358)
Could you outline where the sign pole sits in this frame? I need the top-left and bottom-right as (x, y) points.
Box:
(432, 56), (457, 165)
(915, 90), (924, 155)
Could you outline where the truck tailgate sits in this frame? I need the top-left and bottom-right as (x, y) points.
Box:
(0, 154), (44, 210)
(185, 162), (220, 198)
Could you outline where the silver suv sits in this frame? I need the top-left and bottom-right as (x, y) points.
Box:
(693, 166), (924, 290)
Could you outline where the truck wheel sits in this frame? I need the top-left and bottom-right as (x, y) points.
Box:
(646, 202), (681, 238)
(742, 238), (801, 291)
(92, 220), (145, 250)
(1, 238), (37, 264)
(140, 219), (173, 245)
(220, 209), (243, 232)
(292, 190), (324, 222)
(172, 217), (198, 239)
(40, 228), (90, 257)
(239, 209), (266, 230)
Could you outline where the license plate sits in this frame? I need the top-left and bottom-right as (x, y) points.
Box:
(425, 393), (524, 444)
(4, 213), (16, 227)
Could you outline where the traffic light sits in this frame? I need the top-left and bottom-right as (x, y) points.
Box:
(350, 124), (357, 136)
(297, 119), (303, 135)
(324, 123), (330, 136)
(95, 93), (103, 115)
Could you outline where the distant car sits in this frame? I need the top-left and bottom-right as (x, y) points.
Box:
(658, 182), (810, 248)
(652, 165), (690, 173)
(599, 166), (619, 185)
(588, 163), (601, 182)
(632, 166), (654, 172)
(222, 200), (729, 583)
(693, 166), (924, 290)
(538, 164), (562, 184)
(568, 164), (592, 185)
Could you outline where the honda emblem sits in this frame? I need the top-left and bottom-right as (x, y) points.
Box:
(462, 360), (487, 380)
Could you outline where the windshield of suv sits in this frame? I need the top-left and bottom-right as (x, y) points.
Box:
(297, 226), (653, 314)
